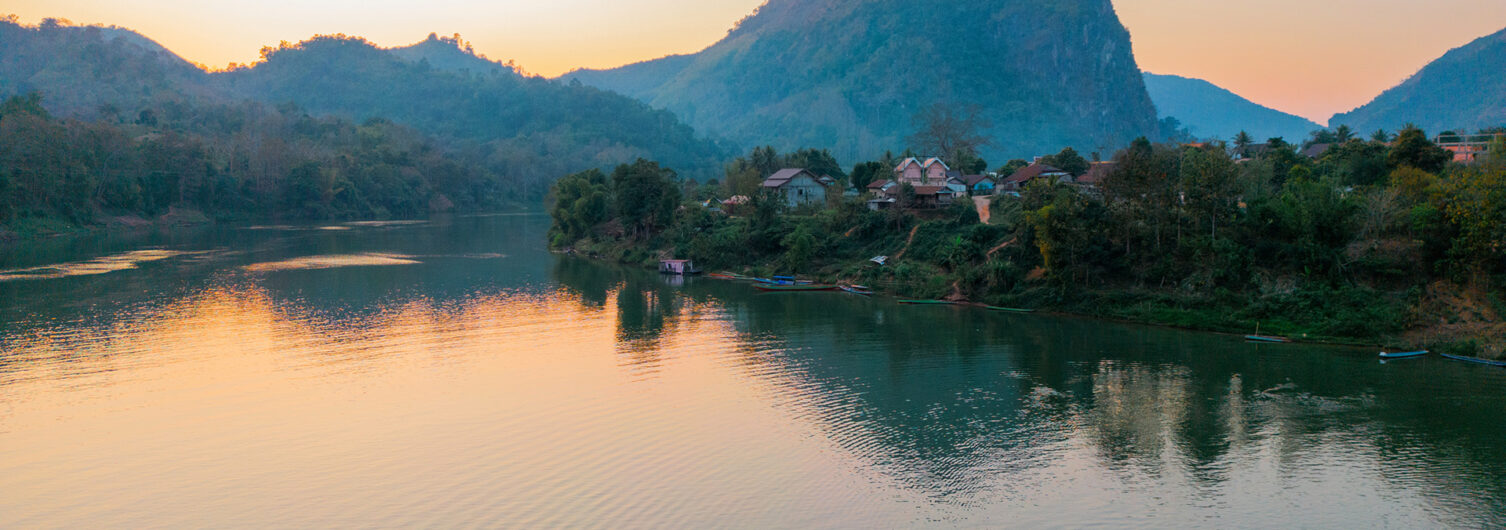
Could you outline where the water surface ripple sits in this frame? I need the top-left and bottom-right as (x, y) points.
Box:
(0, 215), (1503, 527)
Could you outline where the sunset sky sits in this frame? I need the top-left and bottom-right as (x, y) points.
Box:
(6, 0), (1506, 124)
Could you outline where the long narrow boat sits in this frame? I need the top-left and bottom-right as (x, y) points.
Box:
(1440, 353), (1506, 367)
(1245, 335), (1292, 343)
(986, 306), (1035, 313)
(1379, 350), (1429, 359)
(754, 283), (838, 292)
(839, 285), (874, 296)
(898, 300), (958, 305)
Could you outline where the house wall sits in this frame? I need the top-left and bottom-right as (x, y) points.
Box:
(898, 164), (924, 185)
(926, 164), (948, 183)
(778, 174), (828, 207)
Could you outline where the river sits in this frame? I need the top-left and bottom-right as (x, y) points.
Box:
(1, 214), (1503, 527)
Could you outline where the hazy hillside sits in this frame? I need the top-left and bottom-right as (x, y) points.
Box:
(565, 0), (1159, 162)
(0, 21), (731, 188)
(0, 18), (217, 118)
(1330, 26), (1506, 133)
(1143, 72), (1320, 142)
(215, 35), (729, 181)
(388, 33), (512, 75)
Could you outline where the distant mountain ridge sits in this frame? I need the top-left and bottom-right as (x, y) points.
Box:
(0, 20), (730, 184)
(1142, 72), (1320, 142)
(565, 0), (1160, 162)
(1331, 26), (1506, 133)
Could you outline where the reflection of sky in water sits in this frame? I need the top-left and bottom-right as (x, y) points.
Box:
(0, 249), (203, 282)
(243, 253), (421, 272)
(0, 215), (1503, 527)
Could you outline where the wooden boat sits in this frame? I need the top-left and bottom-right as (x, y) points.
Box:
(839, 285), (874, 296)
(1440, 353), (1506, 367)
(754, 283), (837, 292)
(898, 300), (958, 305)
(986, 306), (1035, 313)
(1379, 350), (1429, 359)
(1245, 335), (1291, 343)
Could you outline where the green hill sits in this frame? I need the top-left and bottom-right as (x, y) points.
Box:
(0, 20), (731, 191)
(1330, 26), (1506, 133)
(1143, 72), (1320, 142)
(564, 0), (1159, 162)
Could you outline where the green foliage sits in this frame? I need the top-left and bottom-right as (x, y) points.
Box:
(612, 159), (681, 239)
(0, 93), (512, 227)
(849, 161), (887, 191)
(548, 169), (611, 247)
(997, 159), (1029, 176)
(1040, 147), (1089, 177)
(1387, 126), (1452, 173)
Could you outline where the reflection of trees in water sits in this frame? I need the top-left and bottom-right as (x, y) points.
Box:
(569, 269), (1506, 516)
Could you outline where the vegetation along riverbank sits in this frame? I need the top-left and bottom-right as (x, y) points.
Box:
(550, 127), (1506, 359)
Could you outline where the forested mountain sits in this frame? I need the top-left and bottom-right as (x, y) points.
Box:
(388, 33), (511, 75)
(217, 35), (729, 185)
(0, 17), (217, 119)
(564, 0), (1159, 162)
(0, 18), (730, 211)
(1330, 26), (1506, 133)
(1142, 72), (1320, 142)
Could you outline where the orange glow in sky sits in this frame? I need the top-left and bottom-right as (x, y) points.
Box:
(6, 0), (1506, 124)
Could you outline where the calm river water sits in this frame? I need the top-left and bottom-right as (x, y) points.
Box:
(1, 214), (1504, 528)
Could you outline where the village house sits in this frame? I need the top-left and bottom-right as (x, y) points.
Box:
(1074, 162), (1115, 188)
(962, 174), (997, 195)
(894, 157), (950, 186)
(999, 163), (1069, 192)
(761, 168), (831, 208)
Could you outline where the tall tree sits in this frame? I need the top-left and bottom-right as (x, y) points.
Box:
(1233, 131), (1253, 157)
(1041, 147), (1089, 177)
(908, 103), (992, 159)
(1387, 126), (1451, 173)
(612, 159), (681, 239)
(1335, 124), (1355, 143)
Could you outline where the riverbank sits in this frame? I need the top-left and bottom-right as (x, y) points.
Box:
(0, 208), (217, 243)
(560, 217), (1502, 360)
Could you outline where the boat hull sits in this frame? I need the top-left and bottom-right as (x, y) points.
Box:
(1440, 353), (1506, 367)
(755, 284), (837, 292)
(1245, 335), (1291, 343)
(986, 306), (1035, 313)
(1379, 350), (1429, 359)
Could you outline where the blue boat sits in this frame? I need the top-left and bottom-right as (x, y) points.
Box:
(1379, 350), (1429, 359)
(1440, 353), (1506, 367)
(1245, 335), (1291, 343)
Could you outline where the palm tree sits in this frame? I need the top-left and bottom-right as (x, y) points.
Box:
(1233, 130), (1253, 157)
(1371, 129), (1392, 143)
(1335, 125), (1354, 142)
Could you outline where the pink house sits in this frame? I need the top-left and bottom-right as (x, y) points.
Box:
(894, 157), (950, 186)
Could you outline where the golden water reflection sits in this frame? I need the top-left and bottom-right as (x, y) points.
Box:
(0, 216), (1503, 527)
